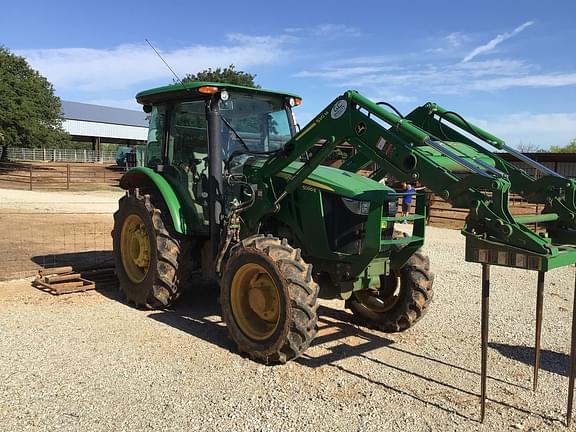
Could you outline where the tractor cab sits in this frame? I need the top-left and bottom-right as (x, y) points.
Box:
(136, 82), (302, 231)
(138, 82), (300, 166)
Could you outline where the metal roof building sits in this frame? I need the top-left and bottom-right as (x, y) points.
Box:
(61, 101), (148, 150)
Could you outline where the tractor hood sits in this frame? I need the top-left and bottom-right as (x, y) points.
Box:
(248, 159), (393, 201)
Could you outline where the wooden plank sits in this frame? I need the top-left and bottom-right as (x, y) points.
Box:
(67, 279), (96, 293)
(40, 266), (73, 275)
(49, 281), (84, 290)
(430, 215), (466, 222)
(33, 277), (95, 295)
(45, 273), (81, 283)
(431, 208), (467, 217)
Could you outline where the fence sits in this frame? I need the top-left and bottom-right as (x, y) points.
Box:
(0, 212), (114, 281)
(426, 192), (541, 229)
(7, 147), (117, 163)
(0, 180), (123, 280)
(0, 161), (124, 190)
(500, 153), (576, 179)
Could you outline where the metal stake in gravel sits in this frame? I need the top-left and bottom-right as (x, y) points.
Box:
(475, 259), (576, 424)
(533, 271), (545, 392)
(567, 268), (576, 427)
(480, 263), (490, 423)
(479, 267), (546, 423)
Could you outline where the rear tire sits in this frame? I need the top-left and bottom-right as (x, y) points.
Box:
(112, 191), (182, 309)
(220, 234), (319, 364)
(347, 250), (434, 332)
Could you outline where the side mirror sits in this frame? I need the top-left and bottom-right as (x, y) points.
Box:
(143, 104), (153, 113)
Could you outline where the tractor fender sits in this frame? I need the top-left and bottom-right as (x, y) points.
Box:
(119, 167), (187, 234)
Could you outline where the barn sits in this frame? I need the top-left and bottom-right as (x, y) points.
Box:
(61, 101), (148, 152)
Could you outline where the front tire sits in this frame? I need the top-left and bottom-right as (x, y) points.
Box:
(112, 191), (182, 309)
(220, 235), (319, 364)
(347, 250), (434, 332)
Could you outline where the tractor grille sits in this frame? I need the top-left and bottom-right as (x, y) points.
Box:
(322, 193), (367, 255)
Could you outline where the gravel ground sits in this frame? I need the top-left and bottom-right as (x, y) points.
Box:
(1, 225), (576, 431)
(0, 188), (123, 213)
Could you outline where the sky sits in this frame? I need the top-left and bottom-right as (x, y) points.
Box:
(2, 0), (576, 149)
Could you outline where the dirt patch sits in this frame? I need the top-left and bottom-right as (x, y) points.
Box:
(0, 188), (121, 279)
(0, 188), (123, 213)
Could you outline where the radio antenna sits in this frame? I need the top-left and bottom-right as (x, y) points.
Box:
(145, 38), (187, 88)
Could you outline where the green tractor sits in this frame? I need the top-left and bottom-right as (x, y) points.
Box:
(113, 80), (576, 368)
(112, 82), (433, 363)
(113, 80), (576, 422)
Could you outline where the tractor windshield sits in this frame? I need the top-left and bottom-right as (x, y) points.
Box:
(220, 92), (293, 159)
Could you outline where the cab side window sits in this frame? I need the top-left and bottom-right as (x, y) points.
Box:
(168, 101), (207, 167)
(145, 104), (167, 167)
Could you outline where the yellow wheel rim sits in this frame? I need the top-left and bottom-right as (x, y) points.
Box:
(355, 272), (400, 313)
(120, 214), (151, 283)
(230, 262), (281, 341)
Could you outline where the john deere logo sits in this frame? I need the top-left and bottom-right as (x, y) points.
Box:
(355, 122), (367, 136)
(330, 100), (347, 119)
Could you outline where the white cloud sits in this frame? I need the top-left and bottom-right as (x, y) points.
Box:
(367, 92), (417, 105)
(428, 32), (472, 54)
(455, 59), (529, 76)
(445, 32), (468, 48)
(283, 27), (303, 33)
(313, 24), (362, 37)
(295, 56), (576, 96)
(225, 33), (296, 45)
(17, 34), (291, 93)
(324, 56), (400, 67)
(467, 73), (576, 91)
(470, 112), (576, 148)
(294, 66), (392, 79)
(462, 21), (534, 63)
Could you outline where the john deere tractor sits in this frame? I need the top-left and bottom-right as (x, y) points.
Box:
(113, 81), (576, 365)
(112, 82), (433, 362)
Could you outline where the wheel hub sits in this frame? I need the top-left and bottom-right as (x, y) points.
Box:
(231, 263), (281, 341)
(129, 225), (149, 268)
(120, 214), (151, 283)
(248, 273), (279, 321)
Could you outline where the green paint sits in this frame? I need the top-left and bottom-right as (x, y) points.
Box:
(136, 81), (300, 104)
(121, 167), (188, 234)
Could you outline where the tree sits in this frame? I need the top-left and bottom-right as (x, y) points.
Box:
(549, 139), (576, 153)
(515, 142), (542, 153)
(0, 46), (68, 160)
(182, 64), (260, 88)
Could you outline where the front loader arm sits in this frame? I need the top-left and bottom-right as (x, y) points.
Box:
(343, 92), (576, 269)
(253, 90), (576, 270)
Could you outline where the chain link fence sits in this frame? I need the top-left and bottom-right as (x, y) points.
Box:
(0, 198), (117, 280)
(7, 147), (117, 163)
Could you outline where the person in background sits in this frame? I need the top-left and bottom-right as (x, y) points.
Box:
(401, 182), (416, 222)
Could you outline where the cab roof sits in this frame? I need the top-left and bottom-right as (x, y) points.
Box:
(136, 81), (301, 105)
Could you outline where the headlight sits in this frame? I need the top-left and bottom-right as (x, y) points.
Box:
(342, 197), (370, 215)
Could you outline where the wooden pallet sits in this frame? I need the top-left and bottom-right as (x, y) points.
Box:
(32, 266), (96, 295)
